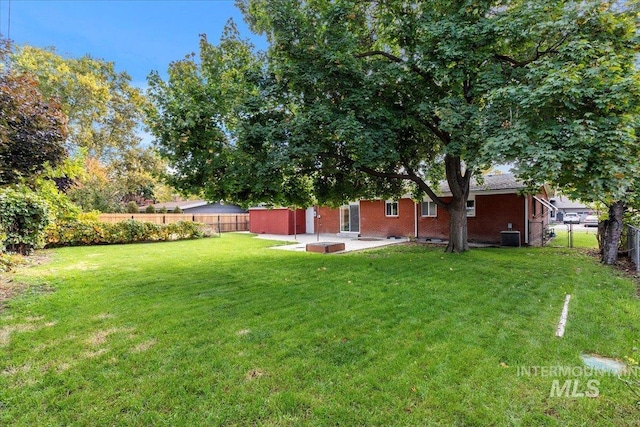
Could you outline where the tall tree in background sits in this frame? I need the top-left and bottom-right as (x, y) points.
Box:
(0, 41), (68, 185)
(11, 45), (146, 161)
(10, 44), (167, 211)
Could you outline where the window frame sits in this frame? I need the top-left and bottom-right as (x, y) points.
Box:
(466, 195), (476, 217)
(420, 200), (437, 217)
(385, 200), (399, 217)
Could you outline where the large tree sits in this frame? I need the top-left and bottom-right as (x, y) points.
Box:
(10, 44), (171, 211)
(480, 1), (640, 264)
(10, 45), (147, 161)
(0, 42), (68, 185)
(148, 1), (639, 253)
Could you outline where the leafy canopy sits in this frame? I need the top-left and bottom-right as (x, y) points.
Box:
(0, 41), (68, 185)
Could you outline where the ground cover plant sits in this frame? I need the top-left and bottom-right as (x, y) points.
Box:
(0, 233), (638, 426)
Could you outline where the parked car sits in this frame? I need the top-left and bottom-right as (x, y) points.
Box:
(563, 213), (581, 224)
(583, 215), (599, 227)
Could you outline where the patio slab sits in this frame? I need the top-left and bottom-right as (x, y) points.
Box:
(250, 233), (408, 253)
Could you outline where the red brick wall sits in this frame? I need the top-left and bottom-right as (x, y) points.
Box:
(360, 199), (415, 238)
(470, 193), (525, 244)
(416, 193), (527, 244)
(316, 193), (537, 245)
(249, 208), (306, 235)
(317, 206), (340, 234)
(417, 197), (451, 241)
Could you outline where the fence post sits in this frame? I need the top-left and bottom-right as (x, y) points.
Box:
(636, 226), (640, 272)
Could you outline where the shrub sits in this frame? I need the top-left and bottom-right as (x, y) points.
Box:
(125, 201), (140, 213)
(0, 251), (25, 272)
(145, 205), (156, 213)
(0, 188), (51, 254)
(45, 219), (213, 248)
(172, 206), (183, 214)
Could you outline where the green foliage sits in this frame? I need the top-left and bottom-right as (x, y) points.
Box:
(125, 201), (140, 213)
(0, 188), (51, 254)
(145, 205), (156, 213)
(150, 1), (640, 253)
(0, 251), (25, 272)
(45, 219), (211, 248)
(10, 44), (147, 161)
(9, 43), (170, 212)
(32, 176), (82, 222)
(0, 40), (68, 185)
(478, 1), (640, 204)
(172, 206), (183, 214)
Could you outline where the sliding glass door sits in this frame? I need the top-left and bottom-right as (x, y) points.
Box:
(340, 204), (360, 233)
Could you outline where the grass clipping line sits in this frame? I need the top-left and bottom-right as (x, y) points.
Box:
(556, 294), (571, 338)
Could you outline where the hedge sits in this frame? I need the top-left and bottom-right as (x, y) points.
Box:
(46, 219), (213, 248)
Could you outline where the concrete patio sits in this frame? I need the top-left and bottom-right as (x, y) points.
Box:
(250, 233), (409, 253)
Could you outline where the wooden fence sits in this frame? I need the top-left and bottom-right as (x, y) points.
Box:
(98, 213), (250, 233)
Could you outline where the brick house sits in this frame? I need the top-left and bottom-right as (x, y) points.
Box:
(318, 174), (552, 246)
(250, 174), (552, 246)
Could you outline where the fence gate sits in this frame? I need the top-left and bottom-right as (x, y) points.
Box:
(627, 225), (640, 271)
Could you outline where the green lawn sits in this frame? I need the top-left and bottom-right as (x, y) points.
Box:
(550, 227), (600, 249)
(1, 233), (639, 426)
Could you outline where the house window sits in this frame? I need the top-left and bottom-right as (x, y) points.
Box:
(385, 201), (399, 217)
(421, 200), (437, 217)
(466, 196), (476, 217)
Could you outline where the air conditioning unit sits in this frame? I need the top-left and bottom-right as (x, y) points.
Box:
(500, 231), (521, 247)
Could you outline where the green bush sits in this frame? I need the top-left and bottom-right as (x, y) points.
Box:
(145, 205), (156, 213)
(45, 219), (213, 248)
(125, 201), (140, 213)
(0, 188), (51, 254)
(172, 206), (183, 214)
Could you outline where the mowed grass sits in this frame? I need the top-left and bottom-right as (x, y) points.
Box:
(1, 233), (639, 426)
(551, 227), (600, 249)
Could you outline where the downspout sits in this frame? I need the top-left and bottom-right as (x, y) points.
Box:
(414, 201), (418, 239)
(524, 197), (529, 245)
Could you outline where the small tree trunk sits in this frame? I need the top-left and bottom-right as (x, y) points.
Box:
(446, 196), (469, 253)
(602, 201), (625, 265)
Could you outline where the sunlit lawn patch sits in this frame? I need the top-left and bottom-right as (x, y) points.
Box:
(1, 234), (638, 426)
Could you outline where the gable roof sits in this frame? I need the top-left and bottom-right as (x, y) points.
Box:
(151, 200), (208, 210)
(439, 173), (526, 194)
(549, 195), (589, 209)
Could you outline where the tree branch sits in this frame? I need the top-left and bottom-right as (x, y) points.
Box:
(494, 34), (569, 68)
(355, 50), (432, 81)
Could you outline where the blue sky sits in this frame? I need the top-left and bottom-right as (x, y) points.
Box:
(1, 0), (266, 86)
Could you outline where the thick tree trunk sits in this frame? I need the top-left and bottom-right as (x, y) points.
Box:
(444, 154), (471, 253)
(602, 201), (625, 265)
(446, 195), (469, 253)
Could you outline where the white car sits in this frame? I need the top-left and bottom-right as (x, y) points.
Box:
(583, 215), (599, 227)
(563, 213), (580, 224)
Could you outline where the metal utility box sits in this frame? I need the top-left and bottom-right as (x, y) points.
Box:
(500, 231), (521, 247)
